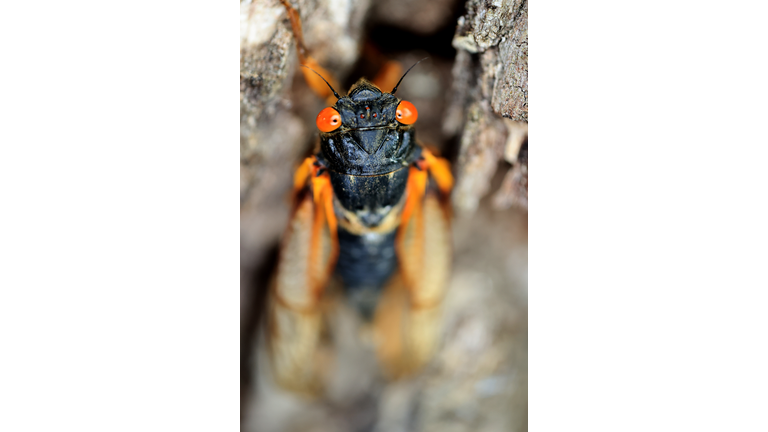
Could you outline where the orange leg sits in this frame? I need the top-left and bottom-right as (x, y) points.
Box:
(422, 149), (454, 196)
(371, 61), (404, 93)
(279, 0), (340, 101)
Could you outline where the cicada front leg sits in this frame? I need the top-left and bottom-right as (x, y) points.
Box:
(279, 0), (342, 103)
(266, 156), (339, 394)
(373, 149), (454, 377)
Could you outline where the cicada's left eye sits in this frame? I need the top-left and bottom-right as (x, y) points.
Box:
(316, 107), (342, 132)
(395, 100), (418, 125)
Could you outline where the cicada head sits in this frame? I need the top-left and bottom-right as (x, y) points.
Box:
(315, 79), (420, 175)
(309, 57), (424, 176)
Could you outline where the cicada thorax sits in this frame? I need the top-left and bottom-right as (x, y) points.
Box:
(316, 78), (422, 318)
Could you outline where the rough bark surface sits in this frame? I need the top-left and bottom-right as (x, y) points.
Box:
(446, 0), (528, 214)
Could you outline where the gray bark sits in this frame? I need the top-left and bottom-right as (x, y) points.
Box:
(447, 0), (528, 214)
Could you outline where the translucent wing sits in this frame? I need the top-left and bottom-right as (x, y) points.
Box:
(374, 151), (453, 377)
(267, 157), (338, 393)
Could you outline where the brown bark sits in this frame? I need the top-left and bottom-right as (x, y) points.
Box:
(446, 0), (528, 214)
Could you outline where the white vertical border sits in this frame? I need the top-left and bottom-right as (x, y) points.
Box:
(0, 1), (240, 430)
(533, 0), (768, 431)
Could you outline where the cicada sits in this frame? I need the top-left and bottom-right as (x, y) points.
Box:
(266, 0), (454, 394)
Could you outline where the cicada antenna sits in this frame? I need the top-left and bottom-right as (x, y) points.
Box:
(301, 64), (341, 99)
(390, 57), (429, 95)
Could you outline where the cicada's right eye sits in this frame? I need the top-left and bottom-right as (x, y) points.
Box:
(316, 107), (341, 132)
(395, 100), (418, 125)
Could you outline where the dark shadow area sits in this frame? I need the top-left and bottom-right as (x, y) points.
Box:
(240, 242), (279, 420)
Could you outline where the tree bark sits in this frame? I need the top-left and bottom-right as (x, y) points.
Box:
(446, 0), (528, 214)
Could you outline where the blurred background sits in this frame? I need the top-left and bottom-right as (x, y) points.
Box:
(241, 0), (527, 430)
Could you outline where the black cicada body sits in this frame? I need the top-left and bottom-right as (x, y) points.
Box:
(267, 1), (454, 394)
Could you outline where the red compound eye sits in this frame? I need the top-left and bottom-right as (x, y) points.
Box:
(396, 100), (418, 125)
(316, 107), (341, 132)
